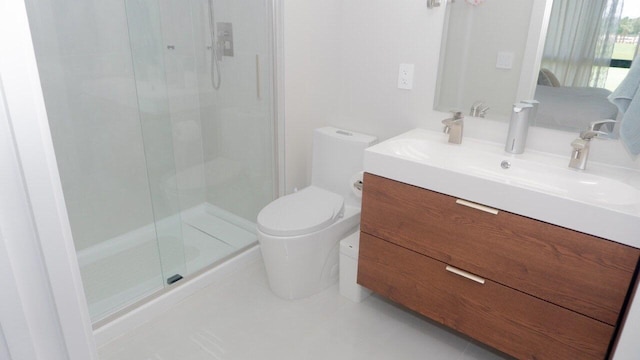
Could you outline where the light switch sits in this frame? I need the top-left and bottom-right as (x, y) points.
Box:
(496, 52), (514, 70)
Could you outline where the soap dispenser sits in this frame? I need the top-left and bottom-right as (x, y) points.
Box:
(504, 103), (533, 154)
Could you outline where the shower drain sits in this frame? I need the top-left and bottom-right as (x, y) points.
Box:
(167, 274), (183, 285)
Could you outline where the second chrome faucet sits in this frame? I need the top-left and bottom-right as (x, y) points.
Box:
(442, 111), (464, 144)
(569, 120), (616, 170)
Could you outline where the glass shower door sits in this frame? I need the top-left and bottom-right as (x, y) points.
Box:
(25, 0), (188, 322)
(125, 0), (188, 288)
(25, 0), (276, 323)
(126, 0), (277, 278)
(125, 0), (279, 284)
(182, 0), (277, 275)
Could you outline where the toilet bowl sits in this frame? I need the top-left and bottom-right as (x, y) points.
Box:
(258, 188), (361, 299)
(257, 127), (376, 300)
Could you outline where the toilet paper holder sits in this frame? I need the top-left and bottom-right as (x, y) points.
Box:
(353, 179), (363, 191)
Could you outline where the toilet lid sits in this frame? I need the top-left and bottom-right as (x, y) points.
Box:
(257, 186), (344, 237)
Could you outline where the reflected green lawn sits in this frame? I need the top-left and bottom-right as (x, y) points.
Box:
(612, 42), (637, 60)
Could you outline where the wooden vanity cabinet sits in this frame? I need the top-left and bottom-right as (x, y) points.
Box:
(357, 173), (640, 360)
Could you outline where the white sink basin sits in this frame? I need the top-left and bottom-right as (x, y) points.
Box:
(364, 128), (640, 247)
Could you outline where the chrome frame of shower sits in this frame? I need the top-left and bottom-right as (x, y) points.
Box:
(271, 0), (286, 198)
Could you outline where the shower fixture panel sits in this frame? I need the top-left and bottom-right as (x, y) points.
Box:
(217, 22), (234, 57)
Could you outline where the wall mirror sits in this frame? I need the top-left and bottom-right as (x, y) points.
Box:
(435, 0), (639, 135)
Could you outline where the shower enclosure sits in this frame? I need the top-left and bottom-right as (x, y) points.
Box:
(25, 0), (276, 322)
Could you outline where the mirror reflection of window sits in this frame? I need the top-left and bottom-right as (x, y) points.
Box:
(540, 0), (640, 91)
(540, 0), (624, 89)
(533, 0), (640, 133)
(606, 2), (640, 90)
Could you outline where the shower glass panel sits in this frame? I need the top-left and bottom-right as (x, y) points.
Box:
(24, 0), (276, 322)
(149, 0), (276, 276)
(125, 0), (188, 287)
(23, 0), (181, 321)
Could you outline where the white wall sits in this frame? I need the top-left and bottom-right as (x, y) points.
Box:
(283, 0), (343, 192)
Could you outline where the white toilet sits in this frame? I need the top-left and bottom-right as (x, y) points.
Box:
(257, 127), (377, 300)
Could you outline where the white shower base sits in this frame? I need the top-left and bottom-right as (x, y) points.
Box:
(77, 203), (257, 322)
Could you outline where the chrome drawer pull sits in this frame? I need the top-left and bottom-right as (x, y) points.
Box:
(445, 265), (486, 284)
(455, 199), (499, 215)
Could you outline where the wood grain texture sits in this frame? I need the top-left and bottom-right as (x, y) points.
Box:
(357, 232), (615, 360)
(360, 173), (639, 326)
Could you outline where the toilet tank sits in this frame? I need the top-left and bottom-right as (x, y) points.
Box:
(311, 127), (377, 207)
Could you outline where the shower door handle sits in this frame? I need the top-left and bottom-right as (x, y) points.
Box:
(256, 54), (261, 100)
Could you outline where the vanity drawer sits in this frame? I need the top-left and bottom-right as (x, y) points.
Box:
(360, 173), (639, 326)
(357, 232), (614, 360)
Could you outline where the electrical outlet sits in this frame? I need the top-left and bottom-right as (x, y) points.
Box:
(398, 63), (414, 90)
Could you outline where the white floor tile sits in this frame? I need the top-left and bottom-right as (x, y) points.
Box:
(98, 258), (509, 360)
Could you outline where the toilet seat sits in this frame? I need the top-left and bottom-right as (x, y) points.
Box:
(257, 186), (344, 237)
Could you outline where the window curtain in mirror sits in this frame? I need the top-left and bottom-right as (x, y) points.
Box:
(541, 0), (623, 88)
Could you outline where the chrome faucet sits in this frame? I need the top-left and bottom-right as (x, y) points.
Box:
(470, 101), (490, 118)
(569, 120), (616, 170)
(442, 111), (464, 144)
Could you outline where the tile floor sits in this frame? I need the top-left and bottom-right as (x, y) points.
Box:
(98, 256), (509, 360)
